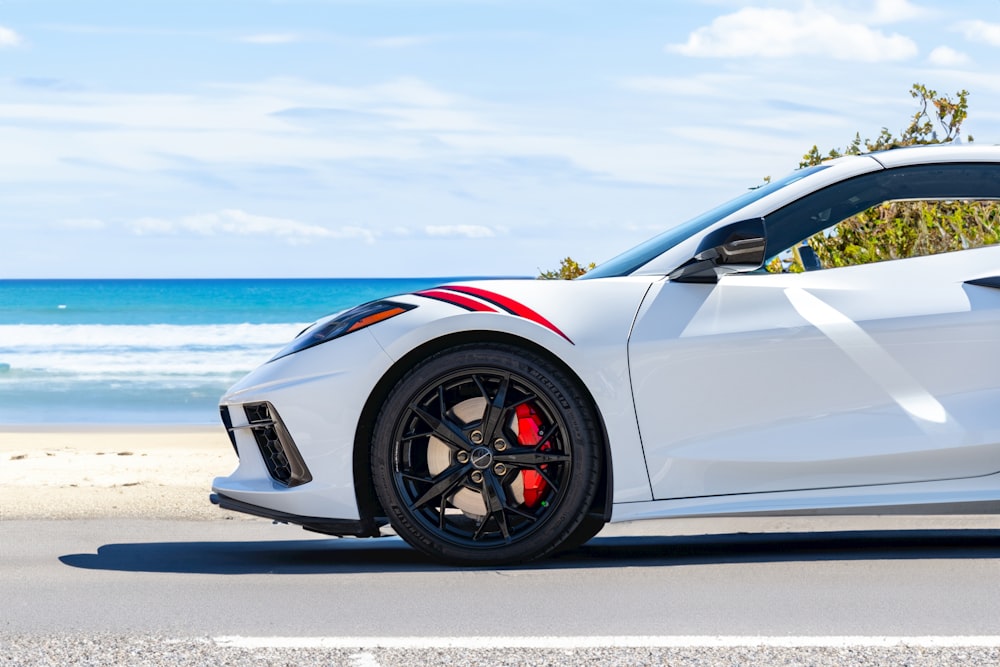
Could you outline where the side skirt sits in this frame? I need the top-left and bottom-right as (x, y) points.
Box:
(610, 473), (1000, 523)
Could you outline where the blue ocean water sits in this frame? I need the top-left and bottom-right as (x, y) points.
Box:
(0, 278), (466, 424)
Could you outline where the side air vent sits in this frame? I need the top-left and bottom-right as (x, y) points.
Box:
(242, 402), (313, 487)
(966, 276), (1000, 289)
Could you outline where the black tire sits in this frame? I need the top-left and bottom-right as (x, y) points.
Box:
(557, 514), (605, 553)
(370, 343), (603, 566)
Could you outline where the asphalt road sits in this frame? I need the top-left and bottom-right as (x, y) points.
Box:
(3, 517), (1000, 665)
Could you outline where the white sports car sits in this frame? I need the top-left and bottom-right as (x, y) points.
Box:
(212, 144), (1000, 565)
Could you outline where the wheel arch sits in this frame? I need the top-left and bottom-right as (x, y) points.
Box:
(352, 330), (614, 529)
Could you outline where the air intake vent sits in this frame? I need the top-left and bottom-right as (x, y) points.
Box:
(245, 403), (271, 425)
(219, 405), (238, 457)
(242, 402), (312, 487)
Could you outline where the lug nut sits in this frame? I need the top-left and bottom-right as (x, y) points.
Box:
(470, 471), (484, 483)
(493, 463), (507, 476)
(456, 451), (470, 464)
(494, 438), (508, 451)
(470, 430), (484, 444)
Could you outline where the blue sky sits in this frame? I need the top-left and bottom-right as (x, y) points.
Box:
(2, 0), (1000, 278)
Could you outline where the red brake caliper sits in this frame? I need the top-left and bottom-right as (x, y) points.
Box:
(515, 404), (549, 507)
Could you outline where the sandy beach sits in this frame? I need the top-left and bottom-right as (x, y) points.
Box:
(0, 425), (242, 521)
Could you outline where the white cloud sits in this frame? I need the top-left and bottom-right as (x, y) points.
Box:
(131, 217), (176, 235)
(668, 5), (918, 62)
(129, 210), (377, 245)
(181, 209), (331, 238)
(0, 25), (21, 46)
(232, 76), (494, 132)
(369, 77), (458, 108)
(863, 0), (927, 24)
(927, 45), (969, 66)
(0, 76), (488, 175)
(424, 224), (496, 238)
(239, 33), (303, 45)
(956, 19), (1000, 47)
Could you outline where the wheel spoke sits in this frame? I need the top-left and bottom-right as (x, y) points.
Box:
(495, 423), (569, 466)
(438, 498), (448, 530)
(400, 470), (434, 484)
(477, 373), (510, 442)
(410, 403), (470, 452)
(495, 448), (570, 466)
(530, 467), (560, 496)
(472, 518), (490, 541)
(437, 385), (448, 415)
(400, 428), (434, 443)
(408, 462), (470, 511)
(534, 423), (561, 450)
(475, 474), (512, 542)
(507, 395), (536, 411)
(503, 501), (538, 522)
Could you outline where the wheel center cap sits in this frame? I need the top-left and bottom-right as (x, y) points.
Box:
(470, 446), (493, 470)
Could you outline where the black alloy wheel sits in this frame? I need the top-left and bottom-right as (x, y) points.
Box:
(371, 343), (603, 565)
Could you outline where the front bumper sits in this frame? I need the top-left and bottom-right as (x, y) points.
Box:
(212, 329), (395, 524)
(210, 492), (384, 537)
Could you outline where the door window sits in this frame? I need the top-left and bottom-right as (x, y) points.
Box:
(763, 163), (1000, 273)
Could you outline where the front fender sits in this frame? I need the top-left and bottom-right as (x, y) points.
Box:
(368, 277), (658, 505)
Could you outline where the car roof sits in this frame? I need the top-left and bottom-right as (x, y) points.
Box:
(865, 143), (1000, 168)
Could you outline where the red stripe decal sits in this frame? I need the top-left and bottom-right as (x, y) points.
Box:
(439, 285), (573, 344)
(415, 289), (497, 313)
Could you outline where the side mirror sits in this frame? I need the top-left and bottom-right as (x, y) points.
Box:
(669, 218), (767, 283)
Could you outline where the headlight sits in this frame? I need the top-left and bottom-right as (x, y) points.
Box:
(271, 300), (416, 361)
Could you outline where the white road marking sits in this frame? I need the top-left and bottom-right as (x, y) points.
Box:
(349, 652), (382, 667)
(214, 636), (1000, 650)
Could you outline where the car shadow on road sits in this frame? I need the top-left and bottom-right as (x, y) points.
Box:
(59, 529), (1000, 575)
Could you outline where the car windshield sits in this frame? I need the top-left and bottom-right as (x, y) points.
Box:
(580, 165), (829, 279)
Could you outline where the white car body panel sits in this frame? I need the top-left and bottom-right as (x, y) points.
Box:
(211, 145), (1000, 555)
(630, 246), (1000, 500)
(873, 143), (1000, 167)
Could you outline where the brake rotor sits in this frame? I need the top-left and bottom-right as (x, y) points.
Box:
(426, 397), (525, 517)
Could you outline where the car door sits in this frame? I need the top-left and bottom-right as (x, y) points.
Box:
(629, 163), (1000, 501)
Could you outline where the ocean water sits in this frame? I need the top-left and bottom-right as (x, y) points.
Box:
(0, 278), (462, 424)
